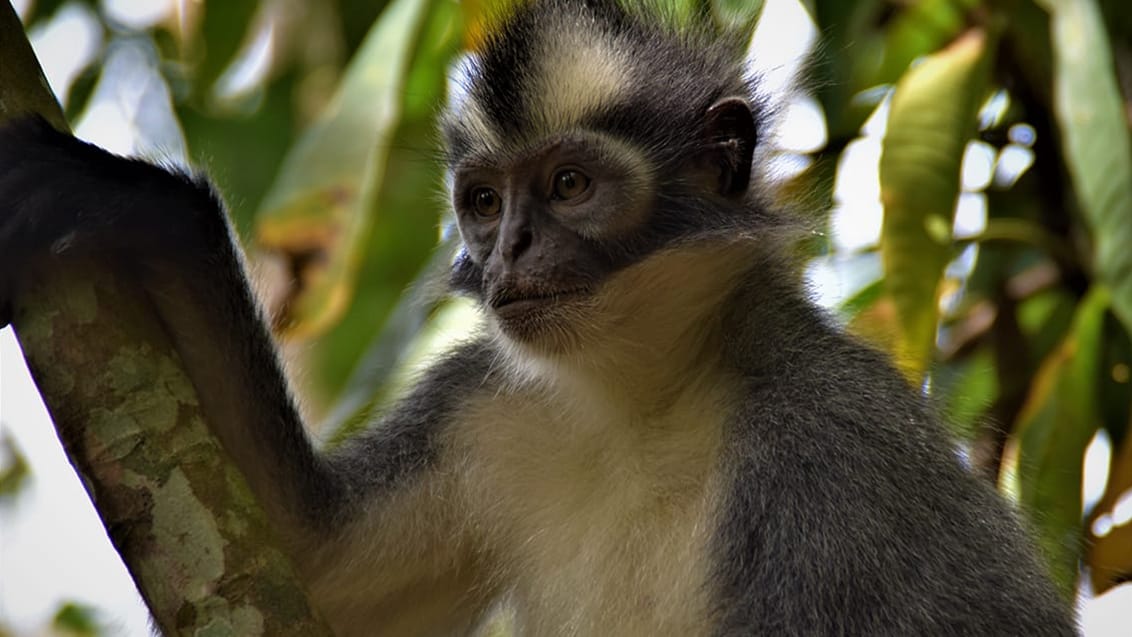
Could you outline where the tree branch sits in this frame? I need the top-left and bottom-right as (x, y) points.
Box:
(1, 3), (331, 634)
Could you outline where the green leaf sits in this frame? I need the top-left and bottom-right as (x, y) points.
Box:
(21, 0), (92, 26)
(180, 72), (300, 235)
(255, 0), (433, 338)
(875, 0), (976, 84)
(932, 349), (998, 440)
(1039, 0), (1132, 335)
(1099, 0), (1132, 42)
(810, 0), (887, 139)
(838, 277), (885, 322)
(192, 1), (261, 100)
(62, 63), (99, 123)
(272, 0), (466, 411)
(1018, 287), (1079, 370)
(1000, 0), (1054, 107)
(1097, 313), (1132, 450)
(319, 234), (461, 439)
(1016, 286), (1109, 598)
(0, 432), (30, 500)
(810, 0), (972, 141)
(338, 0), (395, 53)
(52, 602), (101, 636)
(879, 28), (993, 380)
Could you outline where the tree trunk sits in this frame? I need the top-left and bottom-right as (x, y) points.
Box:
(0, 3), (332, 634)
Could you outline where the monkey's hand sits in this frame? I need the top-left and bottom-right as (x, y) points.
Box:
(0, 116), (229, 327)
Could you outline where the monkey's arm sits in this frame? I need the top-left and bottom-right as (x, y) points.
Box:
(0, 117), (336, 527)
(0, 118), (494, 633)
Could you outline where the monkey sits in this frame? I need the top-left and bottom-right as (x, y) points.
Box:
(0, 0), (1078, 635)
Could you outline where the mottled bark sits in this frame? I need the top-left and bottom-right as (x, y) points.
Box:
(1, 3), (331, 634)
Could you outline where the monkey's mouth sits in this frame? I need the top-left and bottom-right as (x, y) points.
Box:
(489, 286), (591, 318)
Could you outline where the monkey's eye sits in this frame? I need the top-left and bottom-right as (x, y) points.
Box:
(471, 187), (502, 218)
(551, 169), (590, 201)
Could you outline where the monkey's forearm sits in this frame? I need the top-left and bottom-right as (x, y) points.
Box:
(0, 118), (342, 533)
(139, 245), (344, 531)
(0, 120), (486, 625)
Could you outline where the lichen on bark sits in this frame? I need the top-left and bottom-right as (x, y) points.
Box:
(1, 2), (332, 634)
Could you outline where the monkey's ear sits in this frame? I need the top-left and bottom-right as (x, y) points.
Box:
(700, 97), (756, 197)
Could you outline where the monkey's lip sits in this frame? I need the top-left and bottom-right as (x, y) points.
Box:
(490, 287), (591, 317)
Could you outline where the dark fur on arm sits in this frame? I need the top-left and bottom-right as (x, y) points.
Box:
(0, 117), (341, 533)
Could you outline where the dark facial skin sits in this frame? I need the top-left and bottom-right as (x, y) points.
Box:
(447, 98), (756, 346)
(450, 135), (650, 341)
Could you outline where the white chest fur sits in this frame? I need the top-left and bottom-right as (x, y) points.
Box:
(453, 367), (731, 636)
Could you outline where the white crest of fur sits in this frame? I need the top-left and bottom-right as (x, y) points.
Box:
(530, 26), (632, 135)
(448, 52), (504, 154)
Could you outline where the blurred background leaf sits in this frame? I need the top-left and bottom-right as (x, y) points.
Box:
(1039, 0), (1132, 334)
(879, 28), (993, 380)
(1015, 286), (1108, 596)
(255, 0), (432, 339)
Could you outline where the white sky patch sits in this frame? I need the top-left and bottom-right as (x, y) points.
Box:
(27, 3), (103, 106)
(1081, 583), (1132, 637)
(994, 144), (1036, 188)
(214, 16), (276, 101)
(952, 192), (987, 239)
(834, 137), (883, 203)
(805, 252), (883, 310)
(1083, 430), (1112, 514)
(74, 41), (187, 161)
(943, 243), (978, 283)
(772, 95), (827, 154)
(764, 152), (812, 184)
(747, 0), (816, 97)
(961, 141), (996, 192)
(1, 329), (152, 635)
(1112, 489), (1132, 527)
(831, 137), (884, 252)
(861, 94), (892, 137)
(102, 0), (175, 29)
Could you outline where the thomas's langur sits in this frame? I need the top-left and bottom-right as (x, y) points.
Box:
(0, 0), (1077, 635)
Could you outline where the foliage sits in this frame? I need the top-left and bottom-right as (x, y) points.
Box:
(0, 433), (30, 499)
(9, 0), (1132, 622)
(51, 603), (100, 636)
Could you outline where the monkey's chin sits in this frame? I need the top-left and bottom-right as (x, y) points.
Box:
(489, 294), (595, 355)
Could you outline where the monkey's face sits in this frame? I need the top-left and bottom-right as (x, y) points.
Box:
(449, 133), (655, 350)
(440, 0), (761, 354)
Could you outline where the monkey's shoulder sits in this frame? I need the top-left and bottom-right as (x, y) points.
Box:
(714, 328), (1076, 634)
